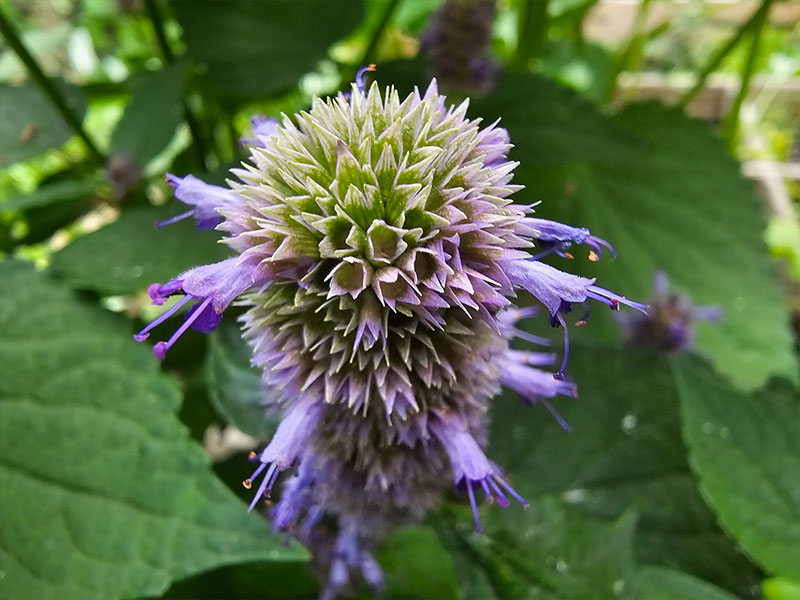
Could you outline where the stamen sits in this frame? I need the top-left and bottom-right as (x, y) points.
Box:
(154, 210), (194, 229)
(540, 398), (571, 432)
(355, 63), (377, 93)
(487, 479), (510, 508)
(495, 477), (529, 508)
(466, 481), (482, 532)
(133, 295), (192, 342)
(152, 296), (213, 360)
(556, 313), (570, 376)
(512, 327), (553, 346)
(480, 479), (493, 503)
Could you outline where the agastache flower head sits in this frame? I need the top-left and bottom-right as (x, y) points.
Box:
(135, 73), (646, 599)
(617, 270), (721, 352)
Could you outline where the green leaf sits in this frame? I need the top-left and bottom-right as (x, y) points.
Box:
(487, 347), (760, 595)
(470, 72), (795, 390)
(173, 0), (366, 99)
(50, 205), (230, 296)
(637, 566), (741, 600)
(0, 260), (306, 600)
(0, 80), (87, 167)
(1, 176), (103, 213)
(438, 499), (637, 600)
(379, 526), (459, 600)
(109, 66), (184, 169)
(675, 357), (800, 580)
(206, 320), (277, 439)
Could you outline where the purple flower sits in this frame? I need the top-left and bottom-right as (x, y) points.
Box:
(421, 0), (499, 93)
(134, 74), (645, 599)
(617, 271), (721, 352)
(134, 257), (265, 359)
(520, 217), (617, 261)
(156, 174), (238, 230)
(239, 115), (280, 147)
(433, 413), (528, 531)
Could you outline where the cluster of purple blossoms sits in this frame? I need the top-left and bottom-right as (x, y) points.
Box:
(420, 0), (499, 94)
(617, 271), (721, 352)
(135, 69), (646, 599)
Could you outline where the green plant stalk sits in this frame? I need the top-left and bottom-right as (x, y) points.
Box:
(679, 0), (772, 109)
(360, 0), (402, 65)
(604, 0), (653, 102)
(723, 0), (772, 150)
(512, 0), (550, 70)
(0, 7), (105, 164)
(143, 0), (209, 170)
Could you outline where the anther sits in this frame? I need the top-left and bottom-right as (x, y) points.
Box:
(242, 479), (253, 490)
(588, 250), (599, 262)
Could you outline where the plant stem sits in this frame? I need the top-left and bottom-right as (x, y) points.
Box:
(679, 0), (772, 109)
(604, 0), (653, 103)
(360, 0), (402, 65)
(0, 7), (105, 164)
(723, 0), (772, 150)
(143, 0), (209, 169)
(512, 0), (550, 70)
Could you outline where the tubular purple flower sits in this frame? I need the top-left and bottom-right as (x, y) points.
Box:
(433, 413), (528, 531)
(240, 115), (279, 147)
(156, 173), (237, 230)
(521, 217), (617, 261)
(134, 257), (266, 359)
(244, 398), (322, 511)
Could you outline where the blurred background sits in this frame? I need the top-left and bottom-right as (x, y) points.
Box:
(0, 1), (798, 600)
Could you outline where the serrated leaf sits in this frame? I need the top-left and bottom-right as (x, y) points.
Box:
(0, 261), (306, 600)
(0, 80), (87, 167)
(50, 205), (230, 296)
(206, 320), (277, 439)
(469, 72), (795, 390)
(675, 357), (800, 580)
(637, 566), (741, 600)
(109, 66), (184, 169)
(173, 0), (366, 99)
(440, 499), (637, 600)
(487, 347), (760, 596)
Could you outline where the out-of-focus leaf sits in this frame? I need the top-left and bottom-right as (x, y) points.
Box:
(470, 72), (795, 390)
(380, 526), (459, 600)
(438, 499), (637, 600)
(486, 347), (760, 596)
(0, 261), (307, 600)
(50, 204), (229, 295)
(109, 66), (184, 169)
(637, 566), (740, 600)
(173, 0), (366, 99)
(1, 176), (102, 213)
(0, 80), (87, 167)
(206, 320), (277, 440)
(675, 358), (800, 580)
(763, 577), (800, 600)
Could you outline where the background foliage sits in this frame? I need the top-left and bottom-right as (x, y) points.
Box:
(0, 1), (798, 599)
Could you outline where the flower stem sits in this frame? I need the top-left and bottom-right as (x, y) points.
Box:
(679, 0), (772, 110)
(512, 0), (550, 70)
(604, 0), (653, 103)
(723, 0), (772, 150)
(0, 7), (104, 164)
(360, 0), (402, 65)
(143, 0), (209, 170)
